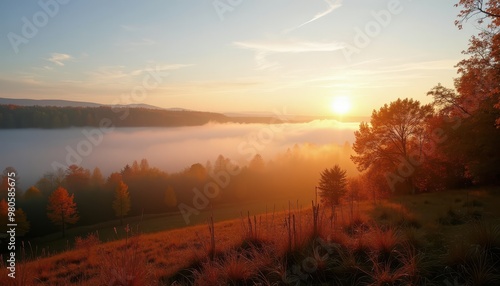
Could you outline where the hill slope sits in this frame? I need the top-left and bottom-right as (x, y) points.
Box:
(2, 188), (499, 285)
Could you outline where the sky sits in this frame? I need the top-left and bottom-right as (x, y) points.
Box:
(0, 0), (481, 116)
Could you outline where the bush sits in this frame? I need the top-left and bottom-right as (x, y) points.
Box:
(74, 231), (100, 250)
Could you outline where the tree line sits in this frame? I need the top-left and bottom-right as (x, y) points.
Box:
(0, 105), (231, 129)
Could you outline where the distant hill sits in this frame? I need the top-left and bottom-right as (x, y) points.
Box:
(0, 98), (361, 129)
(0, 97), (162, 110)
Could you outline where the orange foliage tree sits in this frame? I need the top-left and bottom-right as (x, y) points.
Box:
(47, 187), (79, 237)
(456, 0), (500, 27)
(455, 0), (500, 126)
(64, 164), (90, 193)
(351, 98), (434, 194)
(425, 0), (500, 183)
(112, 180), (131, 225)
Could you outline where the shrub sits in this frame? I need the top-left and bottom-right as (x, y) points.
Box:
(368, 227), (401, 261)
(468, 222), (500, 252)
(74, 231), (100, 251)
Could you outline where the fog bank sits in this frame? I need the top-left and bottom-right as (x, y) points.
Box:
(0, 120), (359, 189)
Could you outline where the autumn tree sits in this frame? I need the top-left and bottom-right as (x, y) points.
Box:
(456, 0), (500, 125)
(456, 0), (500, 28)
(64, 165), (90, 193)
(455, 0), (500, 182)
(351, 98), (434, 194)
(423, 0), (500, 184)
(164, 186), (177, 208)
(186, 163), (207, 180)
(112, 180), (131, 225)
(24, 186), (42, 200)
(90, 167), (105, 189)
(427, 86), (500, 183)
(14, 209), (30, 236)
(318, 165), (347, 209)
(214, 154), (230, 173)
(106, 172), (123, 192)
(346, 177), (362, 219)
(47, 187), (79, 237)
(36, 169), (65, 196)
(249, 154), (265, 171)
(140, 158), (150, 172)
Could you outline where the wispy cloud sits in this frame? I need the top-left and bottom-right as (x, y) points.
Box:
(46, 53), (73, 66)
(234, 40), (344, 70)
(284, 0), (342, 33)
(125, 38), (156, 47)
(130, 64), (194, 76)
(301, 59), (458, 90)
(234, 40), (344, 53)
(87, 63), (194, 86)
(120, 25), (139, 32)
(88, 66), (129, 82)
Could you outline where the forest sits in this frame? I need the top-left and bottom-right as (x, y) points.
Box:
(0, 142), (356, 239)
(0, 105), (279, 129)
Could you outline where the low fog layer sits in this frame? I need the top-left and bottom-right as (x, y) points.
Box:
(0, 120), (359, 189)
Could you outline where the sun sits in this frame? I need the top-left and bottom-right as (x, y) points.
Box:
(331, 96), (352, 116)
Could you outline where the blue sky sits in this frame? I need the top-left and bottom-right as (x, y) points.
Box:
(0, 0), (481, 116)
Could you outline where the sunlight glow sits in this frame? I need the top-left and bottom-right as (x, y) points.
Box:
(331, 96), (352, 116)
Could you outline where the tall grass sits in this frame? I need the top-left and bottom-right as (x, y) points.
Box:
(97, 225), (156, 285)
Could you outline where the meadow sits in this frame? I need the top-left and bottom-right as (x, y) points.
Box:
(2, 187), (499, 285)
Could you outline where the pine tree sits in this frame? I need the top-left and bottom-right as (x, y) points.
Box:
(318, 165), (348, 208)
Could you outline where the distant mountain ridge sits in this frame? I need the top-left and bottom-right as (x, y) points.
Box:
(0, 97), (164, 110)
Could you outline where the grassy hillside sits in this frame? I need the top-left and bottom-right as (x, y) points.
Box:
(1, 187), (500, 285)
(22, 199), (294, 255)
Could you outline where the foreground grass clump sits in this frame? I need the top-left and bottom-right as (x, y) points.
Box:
(1, 188), (499, 285)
